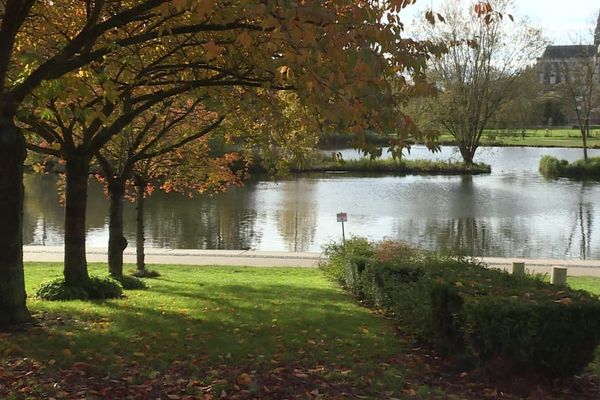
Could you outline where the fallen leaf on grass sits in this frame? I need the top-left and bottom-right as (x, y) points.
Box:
(237, 372), (252, 386)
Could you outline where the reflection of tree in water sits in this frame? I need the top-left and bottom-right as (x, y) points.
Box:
(393, 175), (519, 257)
(141, 185), (261, 249)
(564, 183), (594, 259)
(23, 174), (109, 245)
(435, 217), (487, 256)
(276, 179), (317, 252)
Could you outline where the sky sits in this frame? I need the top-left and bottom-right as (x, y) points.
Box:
(402, 0), (600, 45)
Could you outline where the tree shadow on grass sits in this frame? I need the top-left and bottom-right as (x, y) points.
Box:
(6, 282), (402, 375)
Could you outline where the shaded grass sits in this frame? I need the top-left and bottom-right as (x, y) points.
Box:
(3, 263), (408, 397)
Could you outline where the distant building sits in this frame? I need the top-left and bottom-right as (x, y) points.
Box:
(538, 45), (597, 85)
(536, 14), (600, 125)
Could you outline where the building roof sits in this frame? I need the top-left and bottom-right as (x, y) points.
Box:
(541, 45), (597, 59)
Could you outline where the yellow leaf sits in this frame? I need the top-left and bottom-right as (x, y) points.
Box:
(62, 348), (72, 357)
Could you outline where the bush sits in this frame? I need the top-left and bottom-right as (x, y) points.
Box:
(373, 238), (420, 264)
(320, 237), (374, 285)
(36, 276), (123, 301)
(323, 238), (600, 378)
(540, 155), (600, 178)
(344, 255), (371, 295)
(131, 268), (161, 278)
(36, 278), (90, 301)
(539, 155), (568, 177)
(464, 295), (600, 377)
(114, 274), (147, 290)
(83, 276), (123, 299)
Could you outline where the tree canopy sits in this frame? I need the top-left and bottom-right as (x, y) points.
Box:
(1, 0), (459, 325)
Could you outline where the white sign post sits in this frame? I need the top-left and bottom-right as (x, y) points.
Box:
(336, 212), (347, 245)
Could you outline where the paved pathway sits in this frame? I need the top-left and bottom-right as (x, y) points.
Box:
(23, 246), (600, 276)
(23, 246), (323, 267)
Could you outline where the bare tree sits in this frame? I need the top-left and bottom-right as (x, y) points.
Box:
(555, 44), (599, 161)
(422, 0), (546, 165)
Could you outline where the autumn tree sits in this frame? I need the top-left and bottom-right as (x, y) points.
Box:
(93, 98), (243, 278)
(419, 0), (546, 165)
(0, 0), (274, 325)
(1, 0), (481, 325)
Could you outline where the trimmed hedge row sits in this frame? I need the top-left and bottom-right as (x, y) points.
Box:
(321, 239), (600, 378)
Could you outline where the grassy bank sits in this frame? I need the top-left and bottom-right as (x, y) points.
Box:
(433, 129), (600, 148)
(320, 129), (600, 149)
(539, 155), (600, 179)
(1, 263), (409, 399)
(294, 158), (491, 175)
(479, 128), (600, 148)
(2, 263), (600, 399)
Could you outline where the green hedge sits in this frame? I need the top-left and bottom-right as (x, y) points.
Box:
(323, 240), (600, 378)
(464, 296), (600, 377)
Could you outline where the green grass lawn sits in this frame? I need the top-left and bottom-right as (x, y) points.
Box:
(1, 263), (411, 399)
(569, 276), (600, 295)
(3, 263), (600, 399)
(436, 129), (600, 148)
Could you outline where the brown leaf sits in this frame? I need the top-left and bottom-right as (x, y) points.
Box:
(237, 372), (252, 386)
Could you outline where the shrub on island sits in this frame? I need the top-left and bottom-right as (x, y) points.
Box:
(540, 155), (600, 178)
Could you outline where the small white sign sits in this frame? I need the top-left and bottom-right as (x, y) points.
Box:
(336, 212), (347, 222)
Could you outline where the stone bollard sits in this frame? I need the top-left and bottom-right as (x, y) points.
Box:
(551, 266), (568, 286)
(511, 262), (525, 276)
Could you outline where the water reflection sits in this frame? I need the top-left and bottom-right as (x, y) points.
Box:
(23, 146), (600, 259)
(563, 183), (594, 259)
(276, 179), (317, 252)
(137, 187), (261, 249)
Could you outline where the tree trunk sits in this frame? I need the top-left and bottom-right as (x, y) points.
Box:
(0, 118), (30, 326)
(108, 180), (128, 278)
(135, 178), (146, 272)
(582, 121), (589, 161)
(64, 153), (91, 287)
(458, 144), (475, 167)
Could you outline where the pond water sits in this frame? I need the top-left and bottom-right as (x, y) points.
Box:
(24, 146), (600, 259)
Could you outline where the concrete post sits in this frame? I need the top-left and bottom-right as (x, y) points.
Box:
(551, 266), (568, 286)
(511, 262), (525, 276)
